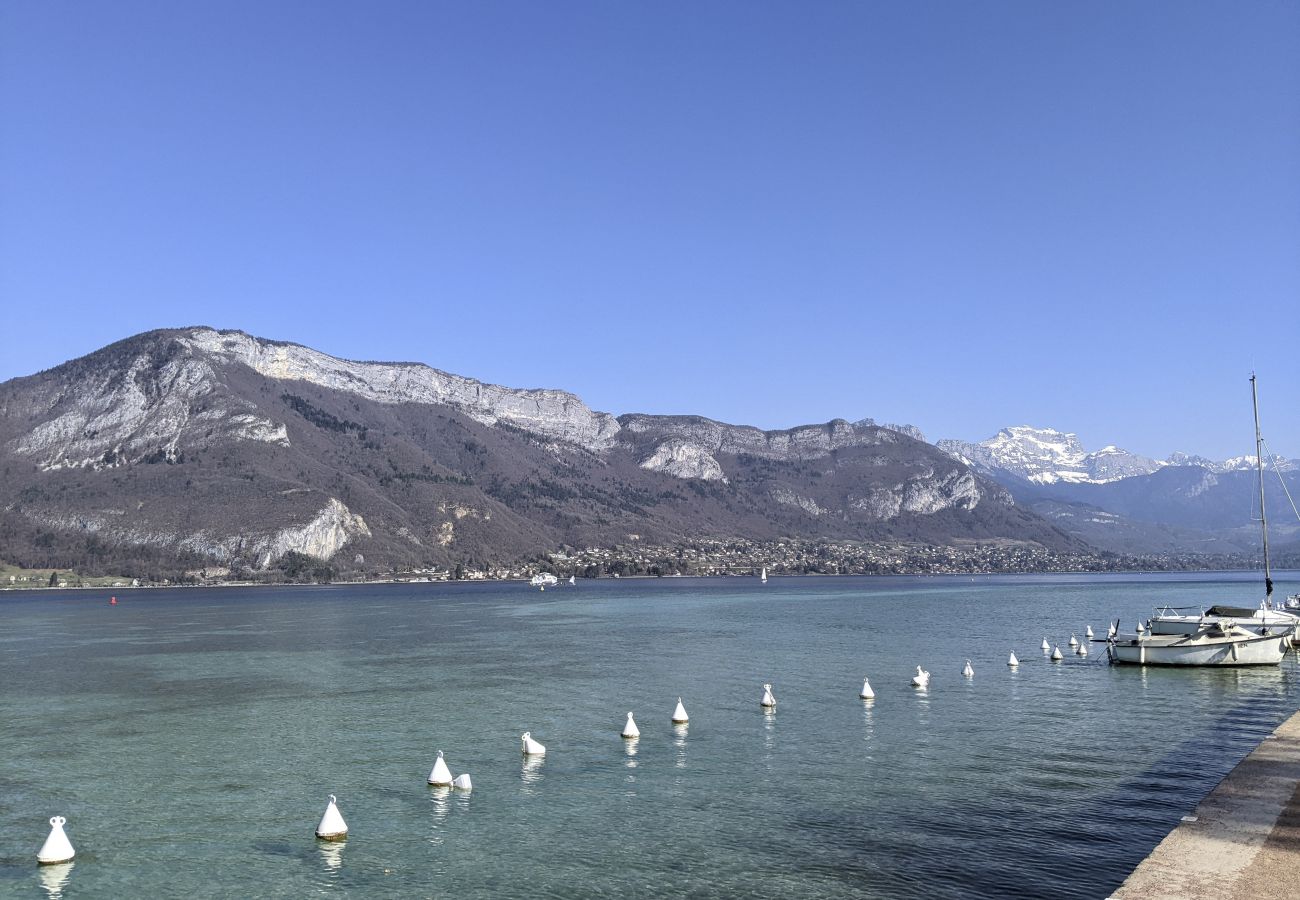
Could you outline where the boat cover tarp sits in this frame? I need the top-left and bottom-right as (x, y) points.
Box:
(1205, 606), (1263, 618)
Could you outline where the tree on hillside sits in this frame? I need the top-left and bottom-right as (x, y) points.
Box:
(48, 571), (58, 587)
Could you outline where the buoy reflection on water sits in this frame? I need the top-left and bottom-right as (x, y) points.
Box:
(37, 862), (73, 900)
(318, 842), (344, 872)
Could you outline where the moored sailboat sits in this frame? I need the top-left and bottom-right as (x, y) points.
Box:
(1108, 376), (1294, 667)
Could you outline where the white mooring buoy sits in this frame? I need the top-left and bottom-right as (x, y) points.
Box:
(1008, 651), (1020, 667)
(622, 712), (640, 739)
(962, 659), (974, 678)
(1068, 634), (1078, 647)
(1085, 625), (1094, 639)
(452, 773), (472, 792)
(315, 795), (348, 841)
(1136, 621), (1146, 633)
(760, 683), (776, 708)
(672, 698), (689, 724)
(1051, 645), (1063, 661)
(37, 816), (75, 865)
(859, 677), (875, 699)
(428, 750), (453, 786)
(521, 732), (547, 756)
(911, 666), (930, 688)
(1078, 642), (1089, 657)
(1041, 638), (1051, 651)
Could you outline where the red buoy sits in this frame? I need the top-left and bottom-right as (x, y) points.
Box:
(110, 596), (117, 605)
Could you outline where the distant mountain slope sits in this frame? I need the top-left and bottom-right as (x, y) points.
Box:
(0, 327), (1081, 578)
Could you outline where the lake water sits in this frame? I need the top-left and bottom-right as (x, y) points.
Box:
(2, 572), (1298, 898)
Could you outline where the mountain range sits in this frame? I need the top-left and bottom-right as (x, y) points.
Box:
(0, 328), (1078, 580)
(938, 426), (1299, 556)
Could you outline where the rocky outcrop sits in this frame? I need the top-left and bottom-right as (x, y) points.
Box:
(639, 439), (726, 481)
(849, 470), (983, 520)
(620, 415), (907, 462)
(770, 487), (825, 516)
(182, 328), (620, 451)
(855, 418), (926, 443)
(247, 498), (370, 568)
(29, 497), (368, 569)
(8, 351), (287, 471)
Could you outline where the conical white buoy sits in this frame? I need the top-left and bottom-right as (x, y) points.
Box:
(1085, 625), (1094, 639)
(1108, 622), (1118, 638)
(962, 659), (974, 678)
(1051, 645), (1063, 661)
(1041, 638), (1051, 651)
(760, 683), (776, 708)
(1078, 642), (1089, 657)
(911, 666), (930, 688)
(428, 750), (453, 786)
(452, 773), (472, 791)
(521, 731), (546, 756)
(1068, 634), (1078, 647)
(859, 677), (875, 699)
(315, 795), (348, 841)
(1008, 651), (1020, 667)
(1136, 621), (1146, 633)
(37, 816), (74, 864)
(672, 698), (689, 724)
(622, 712), (640, 739)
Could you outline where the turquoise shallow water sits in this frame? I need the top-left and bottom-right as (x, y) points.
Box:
(2, 572), (1298, 899)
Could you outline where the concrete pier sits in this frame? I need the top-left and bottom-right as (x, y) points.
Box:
(1111, 709), (1300, 899)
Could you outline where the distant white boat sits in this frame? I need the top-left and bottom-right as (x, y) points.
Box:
(530, 573), (558, 588)
(760, 567), (767, 583)
(568, 574), (576, 586)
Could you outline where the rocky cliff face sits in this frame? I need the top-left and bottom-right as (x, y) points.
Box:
(8, 344), (288, 472)
(181, 329), (621, 451)
(0, 327), (1078, 577)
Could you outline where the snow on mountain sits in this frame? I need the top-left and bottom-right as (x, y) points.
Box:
(937, 427), (1160, 485)
(939, 427), (1294, 486)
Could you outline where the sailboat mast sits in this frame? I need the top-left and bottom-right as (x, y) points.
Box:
(1251, 374), (1273, 604)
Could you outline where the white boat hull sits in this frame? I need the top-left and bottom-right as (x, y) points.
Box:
(1107, 631), (1289, 667)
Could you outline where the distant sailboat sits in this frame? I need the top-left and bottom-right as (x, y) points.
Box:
(568, 574), (576, 586)
(760, 567), (768, 584)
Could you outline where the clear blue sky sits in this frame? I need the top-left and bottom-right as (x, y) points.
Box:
(3, 1), (1296, 460)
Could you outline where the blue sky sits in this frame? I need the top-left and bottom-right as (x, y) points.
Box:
(2, 2), (1296, 459)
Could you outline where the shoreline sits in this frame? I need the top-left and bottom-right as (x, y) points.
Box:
(1110, 707), (1300, 899)
(2, 567), (1296, 593)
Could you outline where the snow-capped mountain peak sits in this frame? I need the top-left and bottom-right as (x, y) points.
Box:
(939, 428), (1294, 485)
(936, 427), (1159, 484)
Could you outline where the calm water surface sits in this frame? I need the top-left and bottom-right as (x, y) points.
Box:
(2, 572), (1298, 898)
